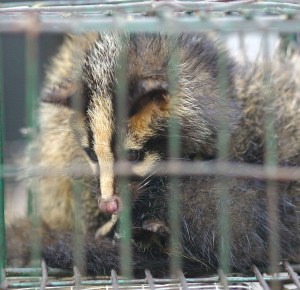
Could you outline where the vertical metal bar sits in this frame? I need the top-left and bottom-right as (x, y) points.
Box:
(253, 265), (271, 290)
(25, 27), (39, 157)
(262, 31), (280, 290)
(0, 268), (7, 290)
(145, 269), (156, 290)
(178, 270), (189, 290)
(25, 21), (40, 266)
(111, 269), (119, 290)
(284, 261), (300, 288)
(115, 26), (132, 278)
(70, 83), (86, 274)
(72, 180), (85, 274)
(216, 33), (231, 275)
(218, 269), (229, 290)
(40, 260), (48, 290)
(73, 266), (81, 290)
(167, 33), (181, 276)
(0, 34), (7, 282)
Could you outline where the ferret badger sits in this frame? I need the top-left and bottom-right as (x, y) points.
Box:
(6, 32), (300, 277)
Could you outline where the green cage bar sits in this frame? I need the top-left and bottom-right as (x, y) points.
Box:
(1, 1), (300, 15)
(115, 28), (133, 279)
(216, 34), (231, 274)
(262, 32), (280, 290)
(0, 35), (7, 281)
(167, 31), (182, 276)
(0, 3), (299, 289)
(25, 30), (39, 142)
(72, 180), (85, 274)
(25, 29), (40, 267)
(70, 88), (88, 275)
(3, 14), (300, 34)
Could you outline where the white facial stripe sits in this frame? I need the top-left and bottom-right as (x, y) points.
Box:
(98, 156), (114, 201)
(89, 97), (115, 201)
(88, 92), (162, 200)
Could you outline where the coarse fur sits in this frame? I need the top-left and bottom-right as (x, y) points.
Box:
(6, 32), (300, 276)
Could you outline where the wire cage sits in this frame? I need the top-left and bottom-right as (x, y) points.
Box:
(1, 0), (300, 289)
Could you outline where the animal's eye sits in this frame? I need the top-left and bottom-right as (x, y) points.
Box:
(127, 150), (143, 162)
(84, 148), (98, 162)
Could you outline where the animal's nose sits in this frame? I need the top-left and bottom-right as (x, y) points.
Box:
(98, 195), (121, 215)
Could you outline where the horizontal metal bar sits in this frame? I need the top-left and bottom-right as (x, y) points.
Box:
(1, 14), (300, 33)
(0, 1), (299, 14)
(0, 0), (299, 8)
(0, 0), (158, 8)
(3, 271), (299, 288)
(5, 267), (72, 277)
(2, 161), (300, 181)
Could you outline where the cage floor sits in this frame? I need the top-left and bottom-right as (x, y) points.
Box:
(2, 270), (300, 290)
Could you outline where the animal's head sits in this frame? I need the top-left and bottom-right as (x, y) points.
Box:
(41, 32), (236, 215)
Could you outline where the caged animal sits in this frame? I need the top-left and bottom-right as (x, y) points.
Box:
(6, 32), (300, 277)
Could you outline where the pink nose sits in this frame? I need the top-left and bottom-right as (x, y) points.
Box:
(98, 195), (121, 215)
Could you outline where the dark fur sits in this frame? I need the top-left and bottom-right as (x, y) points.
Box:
(6, 32), (300, 277)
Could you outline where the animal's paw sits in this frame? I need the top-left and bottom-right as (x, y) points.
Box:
(142, 220), (170, 237)
(95, 214), (118, 239)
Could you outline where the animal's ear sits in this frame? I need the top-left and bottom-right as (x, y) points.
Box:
(129, 79), (169, 117)
(41, 80), (79, 107)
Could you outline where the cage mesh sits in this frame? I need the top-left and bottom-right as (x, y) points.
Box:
(0, 1), (300, 289)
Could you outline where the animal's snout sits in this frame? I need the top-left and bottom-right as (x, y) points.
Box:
(98, 195), (121, 215)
